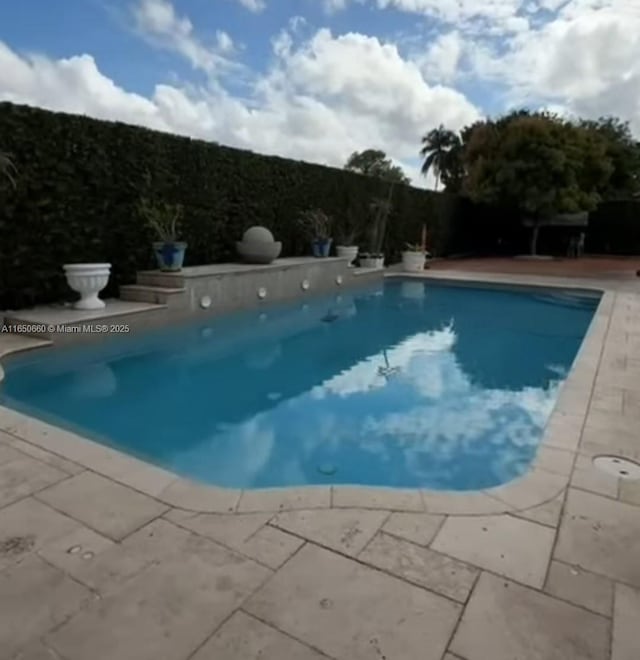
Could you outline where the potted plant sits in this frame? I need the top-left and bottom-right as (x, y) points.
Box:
(139, 197), (187, 272)
(335, 227), (359, 264)
(298, 209), (333, 257)
(402, 224), (429, 272)
(335, 206), (361, 265)
(359, 185), (394, 269)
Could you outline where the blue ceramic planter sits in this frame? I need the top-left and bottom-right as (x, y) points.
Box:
(312, 238), (333, 258)
(153, 242), (187, 271)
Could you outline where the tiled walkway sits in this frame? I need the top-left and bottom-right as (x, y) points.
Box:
(1, 269), (639, 660)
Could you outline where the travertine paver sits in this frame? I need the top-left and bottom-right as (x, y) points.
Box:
(0, 554), (93, 660)
(618, 479), (640, 506)
(332, 486), (423, 511)
(11, 641), (65, 660)
(47, 535), (270, 660)
(244, 543), (461, 660)
(511, 492), (564, 528)
(271, 508), (388, 555)
(59, 518), (198, 594)
(166, 510), (303, 568)
(159, 479), (241, 512)
(0, 455), (68, 508)
(571, 458), (620, 498)
(4, 434), (85, 475)
(36, 471), (168, 540)
(37, 525), (115, 577)
(422, 490), (509, 514)
(545, 560), (614, 616)
(555, 489), (640, 587)
(534, 445), (576, 476)
(381, 511), (445, 546)
(359, 532), (478, 602)
(0, 442), (29, 464)
(612, 584), (640, 660)
(486, 469), (567, 510)
(191, 611), (327, 660)
(431, 514), (555, 588)
(450, 572), (610, 660)
(542, 412), (584, 451)
(581, 424), (640, 461)
(238, 525), (305, 569)
(0, 497), (81, 571)
(590, 387), (624, 414)
(165, 509), (271, 543)
(237, 487), (330, 512)
(623, 389), (640, 418)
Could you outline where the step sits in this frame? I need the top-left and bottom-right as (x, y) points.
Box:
(120, 284), (186, 306)
(136, 271), (186, 288)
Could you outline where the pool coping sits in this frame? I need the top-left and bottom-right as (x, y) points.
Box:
(0, 271), (615, 516)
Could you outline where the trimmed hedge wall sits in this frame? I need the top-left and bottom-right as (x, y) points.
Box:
(587, 201), (640, 255)
(0, 102), (474, 310)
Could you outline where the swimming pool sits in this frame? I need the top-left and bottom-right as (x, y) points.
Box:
(0, 279), (599, 491)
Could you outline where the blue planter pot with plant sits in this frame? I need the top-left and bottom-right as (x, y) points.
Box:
(140, 197), (188, 272)
(312, 238), (333, 258)
(153, 241), (188, 271)
(298, 209), (333, 259)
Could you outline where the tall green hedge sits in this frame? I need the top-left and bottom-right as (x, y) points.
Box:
(0, 102), (473, 310)
(586, 200), (640, 255)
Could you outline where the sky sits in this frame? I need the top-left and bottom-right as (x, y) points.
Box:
(0, 0), (639, 187)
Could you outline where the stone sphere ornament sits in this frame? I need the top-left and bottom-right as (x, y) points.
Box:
(236, 226), (282, 264)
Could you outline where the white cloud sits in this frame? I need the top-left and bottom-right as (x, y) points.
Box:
(0, 13), (480, 189)
(466, 2), (640, 133)
(133, 0), (238, 74)
(326, 1), (640, 136)
(215, 30), (235, 54)
(1, 0), (637, 196)
(417, 31), (463, 83)
(236, 0), (266, 12)
(0, 42), (169, 130)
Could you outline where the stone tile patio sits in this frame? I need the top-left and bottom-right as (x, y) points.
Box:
(0, 269), (639, 659)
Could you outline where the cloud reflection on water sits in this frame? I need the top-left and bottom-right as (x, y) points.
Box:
(178, 323), (562, 490)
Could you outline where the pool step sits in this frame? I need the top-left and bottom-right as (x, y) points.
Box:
(119, 284), (186, 306)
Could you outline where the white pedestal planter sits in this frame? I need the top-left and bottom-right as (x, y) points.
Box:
(63, 263), (111, 310)
(336, 245), (359, 264)
(401, 251), (426, 272)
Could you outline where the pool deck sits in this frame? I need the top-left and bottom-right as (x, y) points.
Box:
(0, 268), (639, 660)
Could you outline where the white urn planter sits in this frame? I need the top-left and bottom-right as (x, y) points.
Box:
(401, 251), (426, 273)
(63, 263), (111, 310)
(336, 245), (359, 264)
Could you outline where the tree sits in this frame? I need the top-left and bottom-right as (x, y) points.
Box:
(462, 113), (613, 255)
(344, 149), (411, 185)
(578, 117), (640, 200)
(419, 125), (461, 191)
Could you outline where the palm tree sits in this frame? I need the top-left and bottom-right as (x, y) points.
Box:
(0, 151), (17, 188)
(420, 126), (460, 191)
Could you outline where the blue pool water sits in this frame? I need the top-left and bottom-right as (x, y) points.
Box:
(1, 280), (599, 491)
